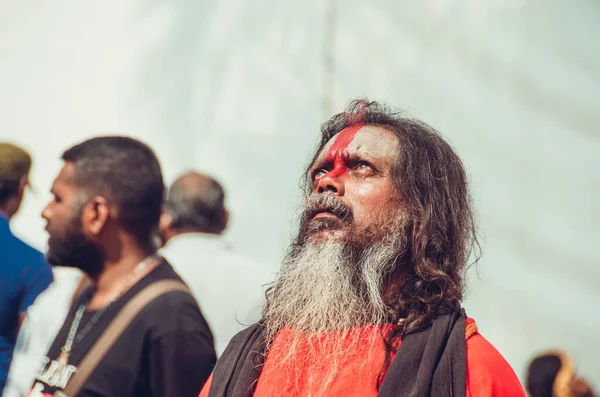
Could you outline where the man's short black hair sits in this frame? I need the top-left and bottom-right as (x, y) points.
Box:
(62, 136), (164, 247)
(164, 172), (227, 234)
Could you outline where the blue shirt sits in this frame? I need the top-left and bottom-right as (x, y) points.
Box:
(0, 214), (53, 392)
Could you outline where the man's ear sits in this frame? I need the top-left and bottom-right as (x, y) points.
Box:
(159, 212), (173, 236)
(221, 209), (230, 233)
(81, 196), (110, 236)
(17, 176), (28, 197)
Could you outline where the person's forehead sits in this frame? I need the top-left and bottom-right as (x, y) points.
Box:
(315, 125), (400, 163)
(52, 162), (76, 190)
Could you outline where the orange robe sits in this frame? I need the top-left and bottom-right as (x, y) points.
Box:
(200, 318), (525, 396)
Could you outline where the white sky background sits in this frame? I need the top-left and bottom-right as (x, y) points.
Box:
(1, 0), (598, 385)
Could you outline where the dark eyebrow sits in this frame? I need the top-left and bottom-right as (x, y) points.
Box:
(311, 155), (331, 169)
(314, 150), (376, 167)
(346, 152), (377, 163)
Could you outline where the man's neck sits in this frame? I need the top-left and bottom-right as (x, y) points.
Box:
(166, 229), (220, 244)
(89, 245), (155, 309)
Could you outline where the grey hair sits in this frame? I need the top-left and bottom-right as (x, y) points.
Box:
(163, 173), (227, 234)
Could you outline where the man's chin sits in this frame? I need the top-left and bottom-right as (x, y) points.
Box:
(297, 217), (357, 246)
(46, 252), (74, 268)
(46, 248), (104, 276)
(306, 227), (348, 243)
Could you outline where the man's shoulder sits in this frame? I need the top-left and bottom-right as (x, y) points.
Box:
(138, 270), (201, 313)
(465, 326), (514, 369)
(0, 233), (52, 307)
(465, 323), (526, 396)
(216, 323), (262, 359)
(210, 250), (273, 288)
(143, 282), (199, 311)
(1, 231), (47, 267)
(162, 235), (270, 273)
(212, 323), (263, 375)
(230, 322), (261, 343)
(163, 243), (273, 294)
(133, 272), (210, 335)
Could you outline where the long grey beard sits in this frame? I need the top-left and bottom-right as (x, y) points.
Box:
(261, 229), (404, 393)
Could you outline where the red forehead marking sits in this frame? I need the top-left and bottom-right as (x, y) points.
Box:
(324, 124), (364, 178)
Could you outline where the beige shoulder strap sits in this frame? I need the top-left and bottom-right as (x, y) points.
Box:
(62, 279), (190, 397)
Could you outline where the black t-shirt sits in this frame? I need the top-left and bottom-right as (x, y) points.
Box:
(29, 259), (216, 397)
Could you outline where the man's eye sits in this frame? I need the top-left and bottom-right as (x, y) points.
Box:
(313, 169), (327, 180)
(355, 162), (374, 172)
(53, 195), (61, 203)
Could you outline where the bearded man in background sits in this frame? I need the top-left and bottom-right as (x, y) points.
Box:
(201, 100), (525, 396)
(32, 136), (215, 397)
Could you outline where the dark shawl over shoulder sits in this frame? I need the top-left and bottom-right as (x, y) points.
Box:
(209, 307), (467, 397)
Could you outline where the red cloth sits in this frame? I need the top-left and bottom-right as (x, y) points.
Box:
(199, 318), (525, 397)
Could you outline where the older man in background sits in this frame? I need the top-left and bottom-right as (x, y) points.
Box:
(159, 172), (270, 355)
(0, 143), (53, 395)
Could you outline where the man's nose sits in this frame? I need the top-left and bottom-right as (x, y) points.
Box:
(315, 173), (345, 196)
(41, 202), (52, 220)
